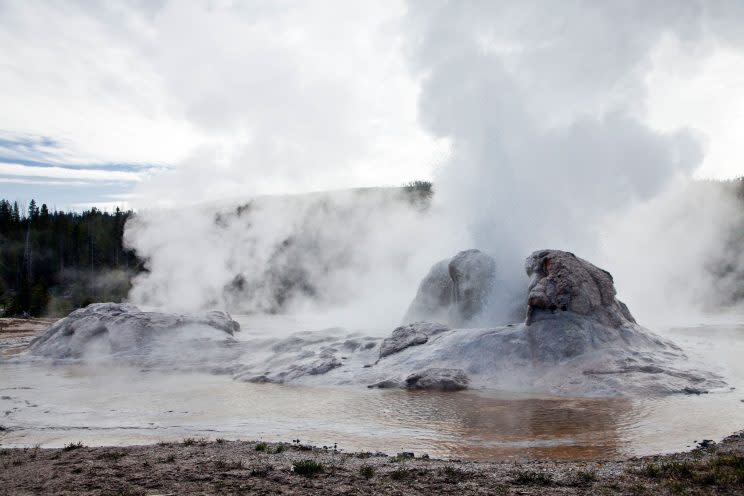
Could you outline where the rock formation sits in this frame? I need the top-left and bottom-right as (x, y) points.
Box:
(28, 303), (239, 360)
(403, 249), (496, 326)
(525, 250), (636, 327)
(405, 368), (469, 391)
(378, 322), (450, 359)
(356, 249), (726, 395)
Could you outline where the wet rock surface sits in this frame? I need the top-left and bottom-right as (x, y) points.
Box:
(378, 322), (449, 359)
(405, 367), (469, 391)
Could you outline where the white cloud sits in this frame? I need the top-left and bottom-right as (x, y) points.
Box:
(0, 163), (141, 182)
(0, 177), (92, 186)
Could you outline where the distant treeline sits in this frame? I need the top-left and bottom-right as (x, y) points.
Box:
(0, 199), (141, 317)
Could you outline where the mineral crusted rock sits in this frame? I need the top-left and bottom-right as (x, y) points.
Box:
(403, 249), (496, 326)
(28, 303), (239, 359)
(378, 322), (450, 359)
(524, 249), (636, 327)
(405, 368), (469, 391)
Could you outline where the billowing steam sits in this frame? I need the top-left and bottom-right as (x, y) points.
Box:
(124, 2), (744, 329)
(404, 0), (744, 325)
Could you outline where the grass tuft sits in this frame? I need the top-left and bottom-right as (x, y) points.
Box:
(572, 469), (598, 486)
(390, 467), (410, 480)
(511, 469), (553, 486)
(359, 464), (375, 479)
(292, 459), (324, 477)
(62, 441), (84, 451)
(440, 465), (469, 483)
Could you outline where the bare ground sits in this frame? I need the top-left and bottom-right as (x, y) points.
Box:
(0, 433), (742, 495)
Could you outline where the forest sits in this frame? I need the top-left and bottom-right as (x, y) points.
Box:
(0, 199), (140, 317)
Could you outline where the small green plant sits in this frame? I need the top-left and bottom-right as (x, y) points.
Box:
(390, 468), (410, 480)
(634, 463), (660, 478)
(292, 459), (324, 477)
(255, 442), (268, 452)
(573, 469), (598, 486)
(181, 436), (208, 446)
(634, 461), (693, 480)
(511, 469), (553, 486)
(215, 438), (226, 444)
(273, 443), (285, 453)
(62, 441), (84, 451)
(359, 465), (375, 479)
(440, 465), (468, 482)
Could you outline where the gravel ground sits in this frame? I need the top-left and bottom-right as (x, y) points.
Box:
(1, 433), (743, 495)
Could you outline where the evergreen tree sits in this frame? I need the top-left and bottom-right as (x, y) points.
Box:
(11, 201), (20, 222)
(28, 199), (39, 221)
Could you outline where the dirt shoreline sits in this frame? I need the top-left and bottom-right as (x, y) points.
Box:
(0, 433), (742, 495)
(0, 317), (57, 357)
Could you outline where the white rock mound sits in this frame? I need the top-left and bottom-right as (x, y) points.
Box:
(28, 303), (240, 363)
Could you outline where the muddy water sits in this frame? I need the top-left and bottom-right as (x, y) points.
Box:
(0, 320), (742, 461)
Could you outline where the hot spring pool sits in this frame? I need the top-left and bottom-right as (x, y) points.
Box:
(1, 318), (743, 461)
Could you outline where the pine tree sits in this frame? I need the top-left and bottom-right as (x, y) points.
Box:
(11, 201), (20, 222)
(28, 199), (39, 221)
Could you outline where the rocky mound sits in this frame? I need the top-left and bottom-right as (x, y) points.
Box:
(525, 250), (636, 327)
(246, 249), (724, 396)
(403, 249), (496, 326)
(27, 303), (240, 363)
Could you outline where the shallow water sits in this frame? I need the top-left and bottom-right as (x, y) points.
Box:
(1, 319), (742, 460)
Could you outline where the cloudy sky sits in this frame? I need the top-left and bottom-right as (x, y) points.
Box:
(1, 0), (743, 211)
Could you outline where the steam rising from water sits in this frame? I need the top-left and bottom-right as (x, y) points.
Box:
(124, 2), (744, 328)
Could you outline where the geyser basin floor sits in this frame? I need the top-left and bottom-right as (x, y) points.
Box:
(1, 319), (743, 461)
